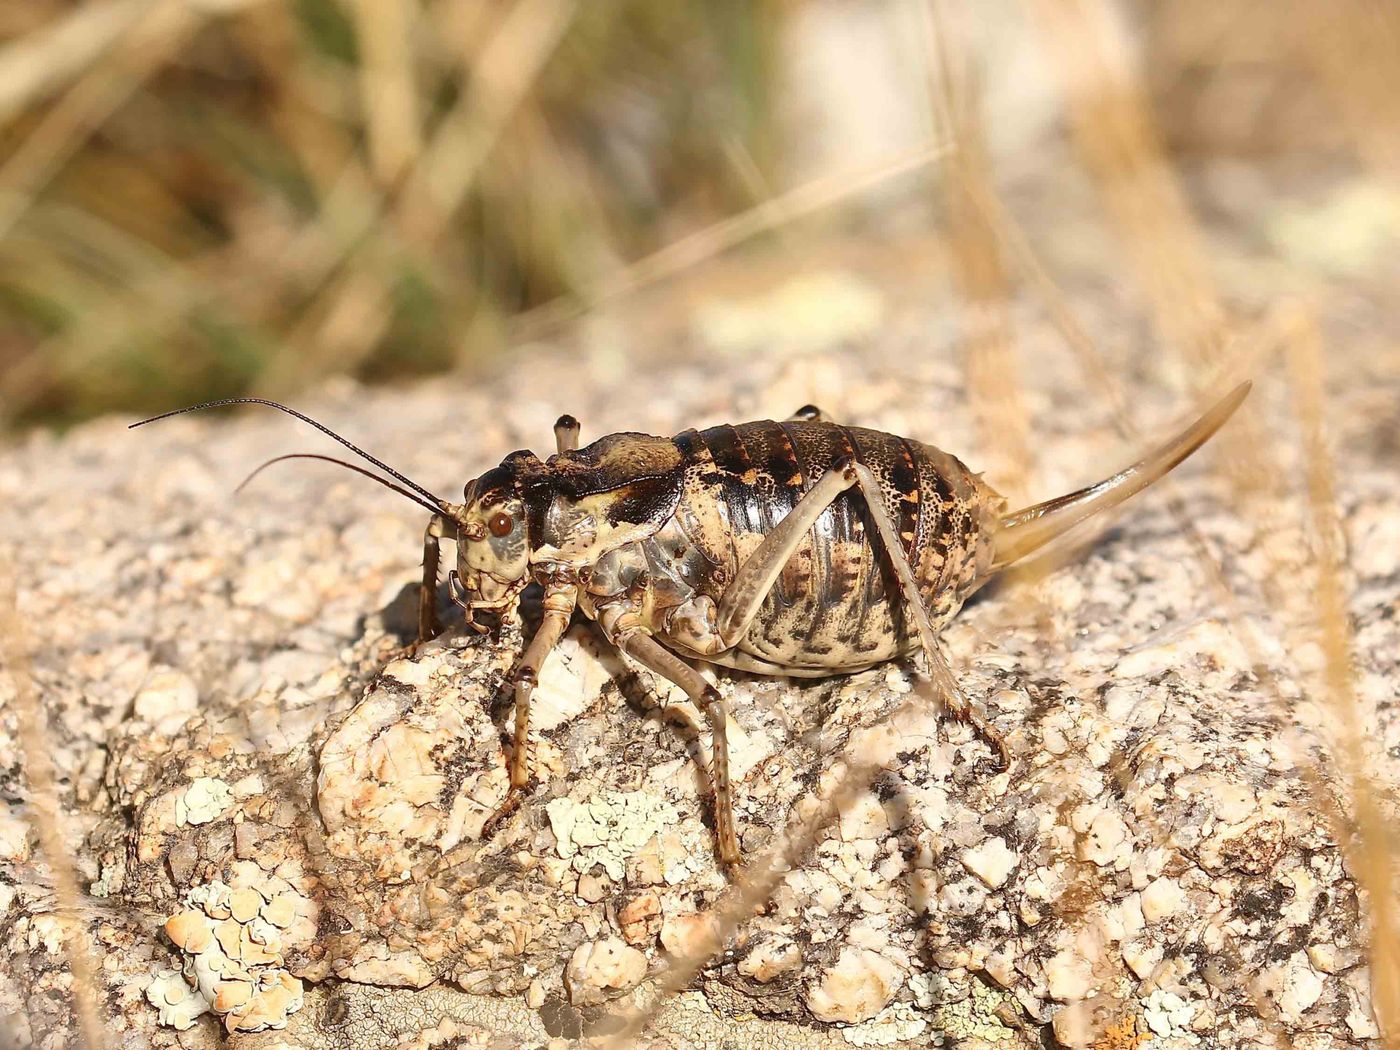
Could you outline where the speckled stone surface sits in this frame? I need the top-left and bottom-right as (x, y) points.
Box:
(2, 192), (1398, 1048)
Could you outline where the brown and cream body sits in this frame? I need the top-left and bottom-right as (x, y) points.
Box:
(529, 420), (1003, 676)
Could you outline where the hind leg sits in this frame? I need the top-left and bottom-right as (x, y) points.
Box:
(847, 463), (1009, 769)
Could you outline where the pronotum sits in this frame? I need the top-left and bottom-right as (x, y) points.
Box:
(132, 382), (1249, 866)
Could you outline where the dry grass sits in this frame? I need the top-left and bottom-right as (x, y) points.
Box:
(0, 567), (106, 1050)
(0, 0), (787, 426)
(1288, 316), (1400, 1039)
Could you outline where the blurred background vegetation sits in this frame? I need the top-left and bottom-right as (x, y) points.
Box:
(0, 0), (1396, 427)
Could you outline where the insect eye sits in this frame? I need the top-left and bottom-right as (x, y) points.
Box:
(487, 511), (514, 537)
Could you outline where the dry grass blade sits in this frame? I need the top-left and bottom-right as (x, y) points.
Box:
(598, 690), (933, 1048)
(0, 0), (147, 126)
(400, 0), (577, 238)
(512, 139), (955, 340)
(0, 564), (106, 1050)
(350, 0), (423, 186)
(1301, 0), (1400, 180)
(1285, 314), (1400, 1046)
(920, 0), (1033, 505)
(0, 0), (200, 245)
(272, 0), (580, 387)
(950, 143), (1336, 1046)
(1026, 0), (1224, 370)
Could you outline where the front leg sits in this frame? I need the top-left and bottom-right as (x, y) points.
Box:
(418, 513), (453, 644)
(507, 580), (578, 787)
(481, 578), (578, 837)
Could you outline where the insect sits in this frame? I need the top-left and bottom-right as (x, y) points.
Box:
(132, 382), (1249, 866)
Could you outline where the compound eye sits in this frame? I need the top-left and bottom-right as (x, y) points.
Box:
(487, 511), (514, 537)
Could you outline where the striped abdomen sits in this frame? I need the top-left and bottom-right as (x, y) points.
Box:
(672, 419), (1002, 675)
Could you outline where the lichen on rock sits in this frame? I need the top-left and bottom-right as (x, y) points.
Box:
(546, 790), (681, 880)
(160, 878), (307, 1033)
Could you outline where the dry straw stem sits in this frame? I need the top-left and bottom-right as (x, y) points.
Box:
(268, 0), (580, 387)
(598, 671), (958, 1048)
(916, 13), (1388, 1031)
(0, 567), (106, 1050)
(939, 108), (1338, 1040)
(1285, 314), (1400, 1046)
(1300, 0), (1400, 180)
(0, 0), (267, 244)
(919, 0), (1034, 509)
(512, 137), (955, 341)
(350, 0), (423, 187)
(0, 0), (149, 125)
(1025, 0), (1223, 371)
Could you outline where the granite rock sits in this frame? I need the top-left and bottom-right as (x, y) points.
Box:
(1, 238), (1395, 1047)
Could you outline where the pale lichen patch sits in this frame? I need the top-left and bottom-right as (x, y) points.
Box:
(174, 777), (233, 827)
(144, 968), (209, 1031)
(156, 879), (307, 1033)
(546, 790), (681, 880)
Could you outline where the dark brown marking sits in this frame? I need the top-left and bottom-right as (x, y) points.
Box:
(701, 424), (755, 480)
(778, 422), (811, 491)
(893, 438), (922, 560)
(756, 421), (803, 493)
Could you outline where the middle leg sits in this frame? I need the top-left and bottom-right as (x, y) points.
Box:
(599, 606), (740, 867)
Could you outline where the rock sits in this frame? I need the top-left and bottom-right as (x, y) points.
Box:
(804, 947), (902, 1024)
(961, 836), (1018, 888)
(659, 911), (721, 961)
(617, 891), (663, 946)
(564, 937), (648, 1006)
(1139, 876), (1183, 924)
(0, 203), (1394, 1048)
(1050, 994), (1116, 1048)
(738, 937), (803, 983)
(0, 808), (31, 862)
(1074, 806), (1131, 868)
(133, 670), (201, 735)
(1254, 953), (1327, 1025)
(1044, 947), (1097, 1003)
(575, 870), (610, 904)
